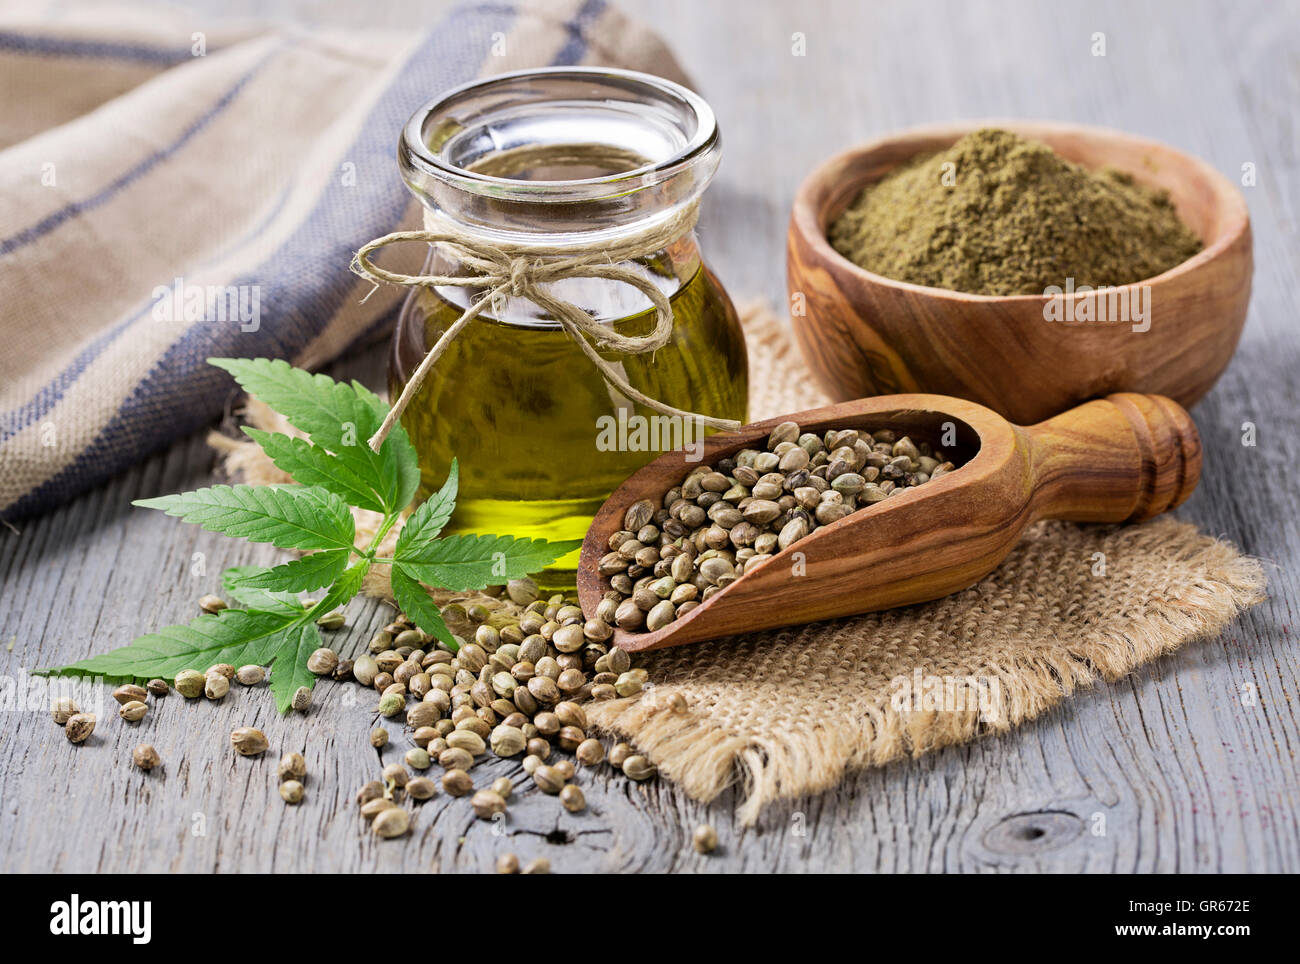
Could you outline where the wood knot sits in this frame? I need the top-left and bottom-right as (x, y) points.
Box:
(981, 810), (1083, 856)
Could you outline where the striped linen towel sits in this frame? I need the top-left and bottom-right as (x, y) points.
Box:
(0, 0), (687, 522)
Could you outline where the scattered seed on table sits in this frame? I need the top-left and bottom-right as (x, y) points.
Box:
(132, 744), (160, 770)
(236, 665), (265, 686)
(532, 765), (565, 795)
(207, 663), (236, 680)
(316, 611), (345, 630)
(442, 770), (474, 797)
(372, 808), (410, 838)
(693, 824), (718, 854)
(280, 780), (304, 804)
(277, 752), (307, 782)
(174, 670), (205, 698)
(146, 678), (169, 696)
(552, 760), (575, 781)
(199, 594), (227, 614)
(118, 700), (147, 722)
(360, 797), (395, 819)
(496, 853), (520, 874)
(307, 647), (338, 675)
(522, 857), (550, 874)
(381, 763), (408, 788)
(112, 684), (147, 705)
(407, 777), (437, 800)
(51, 697), (79, 725)
(560, 784), (586, 813)
(576, 739), (605, 766)
(405, 747), (431, 770)
(291, 686), (312, 713)
(356, 781), (384, 806)
(622, 754), (656, 781)
(370, 727), (389, 748)
(471, 789), (507, 819)
(230, 727), (269, 756)
(491, 776), (513, 799)
(65, 713), (95, 744)
(446, 729), (485, 756)
(204, 674), (230, 700)
(609, 742), (632, 768)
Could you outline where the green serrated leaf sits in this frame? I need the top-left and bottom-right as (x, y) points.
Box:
(391, 565), (457, 650)
(135, 483), (355, 552)
(267, 620), (323, 713)
(244, 427), (386, 513)
(394, 459), (459, 563)
(36, 609), (298, 683)
(222, 566), (306, 615)
(209, 358), (419, 513)
(396, 533), (583, 592)
(262, 560), (370, 713)
(315, 559), (370, 612)
(227, 551), (350, 594)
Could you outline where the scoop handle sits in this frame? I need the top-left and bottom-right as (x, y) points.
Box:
(1024, 393), (1202, 523)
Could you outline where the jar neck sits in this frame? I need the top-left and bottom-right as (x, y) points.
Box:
(421, 228), (703, 328)
(398, 67), (721, 250)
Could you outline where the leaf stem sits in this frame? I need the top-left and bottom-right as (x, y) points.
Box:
(362, 510), (401, 561)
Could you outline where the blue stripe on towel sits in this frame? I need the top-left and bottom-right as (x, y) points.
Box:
(0, 183), (296, 444)
(3, 2), (550, 521)
(0, 43), (281, 258)
(0, 30), (205, 65)
(550, 0), (606, 65)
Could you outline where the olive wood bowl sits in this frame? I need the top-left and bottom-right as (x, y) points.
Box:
(786, 120), (1252, 424)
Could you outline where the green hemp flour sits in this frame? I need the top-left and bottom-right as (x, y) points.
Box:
(828, 128), (1203, 295)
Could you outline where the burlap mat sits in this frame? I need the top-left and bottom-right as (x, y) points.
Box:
(213, 303), (1266, 824)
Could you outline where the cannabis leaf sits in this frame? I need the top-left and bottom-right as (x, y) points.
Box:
(396, 534), (583, 592)
(136, 484), (356, 551)
(36, 359), (578, 713)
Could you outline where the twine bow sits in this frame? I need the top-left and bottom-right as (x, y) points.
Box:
(350, 203), (742, 452)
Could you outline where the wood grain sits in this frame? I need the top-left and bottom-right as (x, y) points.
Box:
(786, 120), (1253, 424)
(578, 392), (1200, 650)
(1, 0), (1297, 873)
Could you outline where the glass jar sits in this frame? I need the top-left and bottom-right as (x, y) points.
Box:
(389, 68), (748, 584)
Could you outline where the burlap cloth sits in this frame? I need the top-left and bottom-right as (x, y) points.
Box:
(214, 304), (1266, 824)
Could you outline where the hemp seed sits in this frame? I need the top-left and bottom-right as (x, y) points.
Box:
(230, 727), (269, 756)
(277, 752), (307, 782)
(65, 713), (96, 744)
(280, 780), (304, 804)
(692, 824), (718, 854)
(118, 700), (148, 722)
(372, 808), (410, 838)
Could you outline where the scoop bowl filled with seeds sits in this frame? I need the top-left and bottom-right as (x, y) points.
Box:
(577, 391), (1202, 650)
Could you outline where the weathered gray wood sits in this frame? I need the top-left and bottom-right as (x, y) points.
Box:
(1, 0), (1297, 872)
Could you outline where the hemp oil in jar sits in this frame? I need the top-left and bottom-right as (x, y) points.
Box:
(388, 68), (748, 584)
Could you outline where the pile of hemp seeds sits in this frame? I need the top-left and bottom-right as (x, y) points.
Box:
(599, 420), (955, 633)
(49, 585), (721, 871)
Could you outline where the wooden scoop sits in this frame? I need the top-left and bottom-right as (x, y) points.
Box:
(577, 392), (1201, 652)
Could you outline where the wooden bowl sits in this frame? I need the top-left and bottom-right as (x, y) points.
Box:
(786, 121), (1252, 424)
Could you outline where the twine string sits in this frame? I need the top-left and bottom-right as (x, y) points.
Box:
(350, 197), (742, 452)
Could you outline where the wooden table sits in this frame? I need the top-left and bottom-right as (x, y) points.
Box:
(3, 0), (1297, 873)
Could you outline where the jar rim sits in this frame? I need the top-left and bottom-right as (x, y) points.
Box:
(400, 66), (720, 204)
